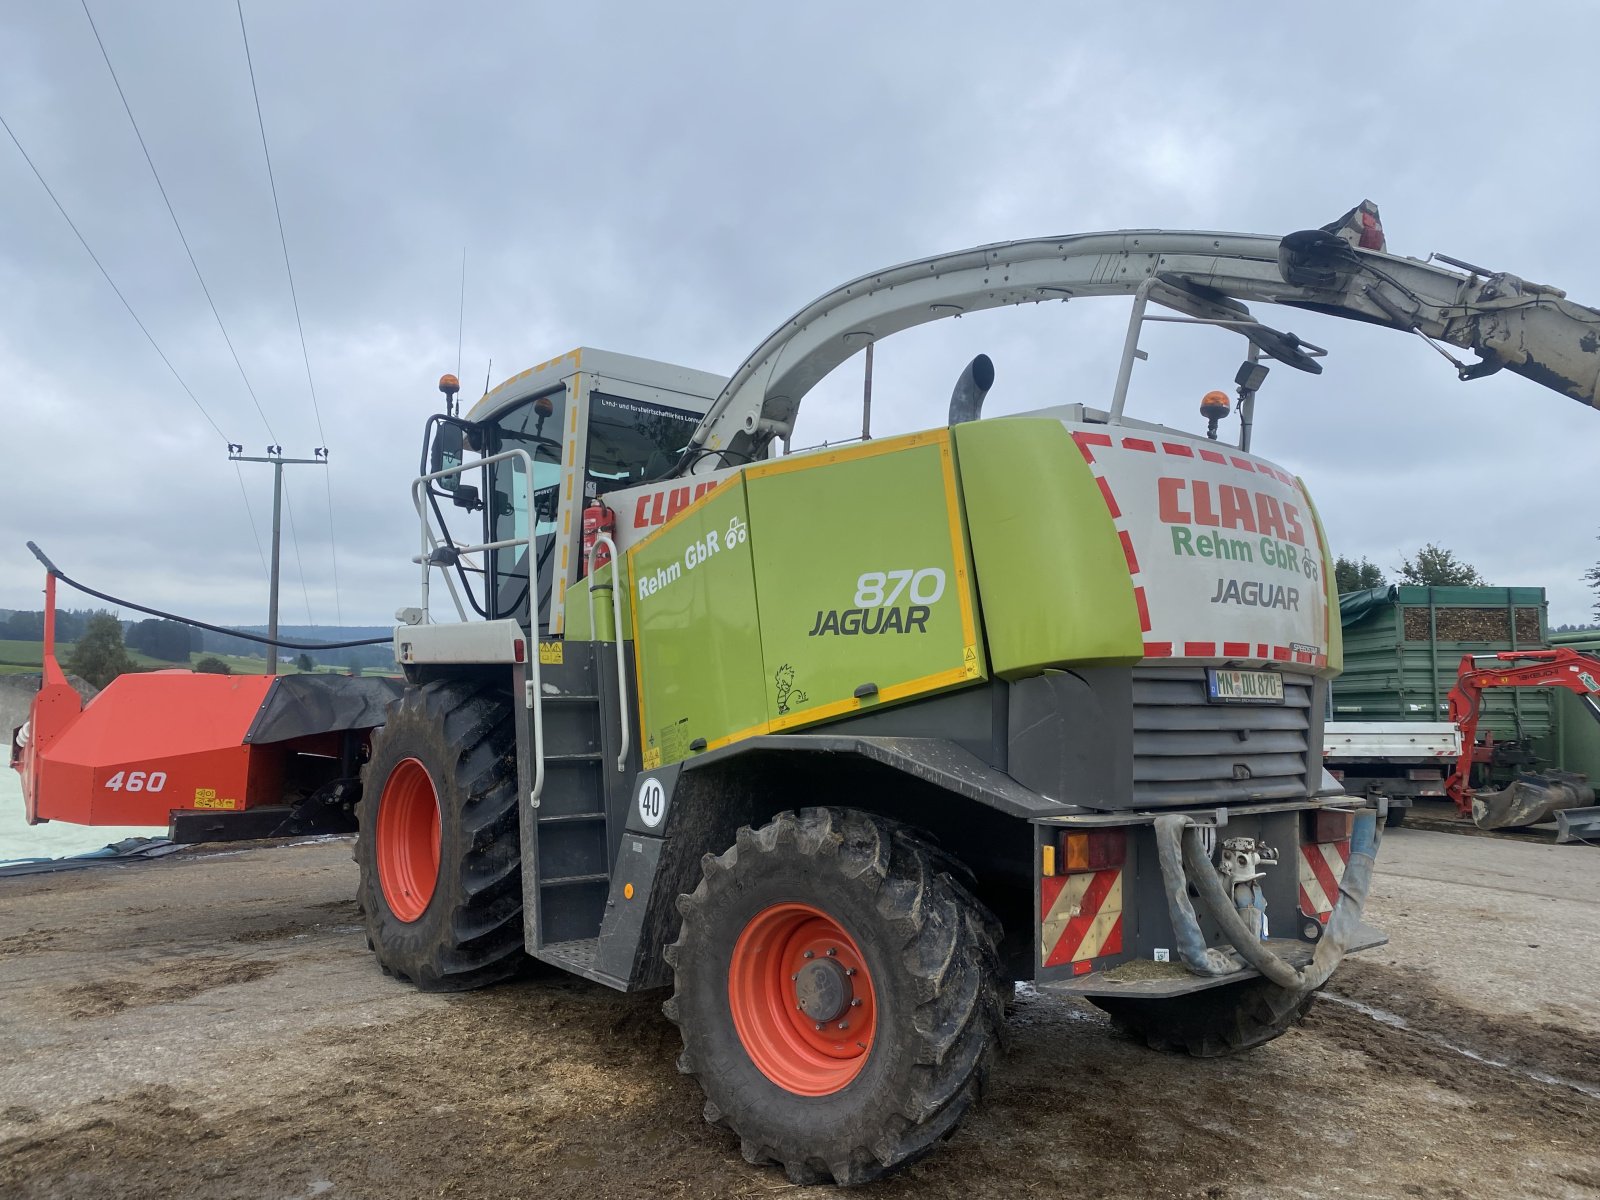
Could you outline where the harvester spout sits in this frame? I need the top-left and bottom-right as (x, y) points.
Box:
(947, 354), (995, 426)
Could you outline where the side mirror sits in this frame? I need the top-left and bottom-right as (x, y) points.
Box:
(430, 423), (465, 491)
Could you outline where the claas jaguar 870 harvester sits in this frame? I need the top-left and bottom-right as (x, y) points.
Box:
(362, 204), (1600, 1185)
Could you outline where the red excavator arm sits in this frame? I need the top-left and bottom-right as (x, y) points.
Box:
(1444, 648), (1600, 823)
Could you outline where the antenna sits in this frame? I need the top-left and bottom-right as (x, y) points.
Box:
(456, 246), (466, 379)
(483, 358), (492, 397)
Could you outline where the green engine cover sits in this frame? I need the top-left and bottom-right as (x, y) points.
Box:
(628, 429), (985, 768)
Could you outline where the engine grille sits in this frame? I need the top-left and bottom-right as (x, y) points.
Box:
(1132, 667), (1314, 805)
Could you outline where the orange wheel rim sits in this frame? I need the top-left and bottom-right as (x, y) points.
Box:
(727, 902), (877, 1096)
(376, 758), (441, 923)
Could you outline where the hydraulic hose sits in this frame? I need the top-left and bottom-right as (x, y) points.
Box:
(1154, 807), (1383, 996)
(25, 541), (391, 651)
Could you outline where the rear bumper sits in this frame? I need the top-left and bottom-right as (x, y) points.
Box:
(1038, 921), (1388, 1000)
(1032, 800), (1384, 998)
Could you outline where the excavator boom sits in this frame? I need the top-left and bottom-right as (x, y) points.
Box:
(684, 203), (1600, 469)
(1444, 648), (1600, 829)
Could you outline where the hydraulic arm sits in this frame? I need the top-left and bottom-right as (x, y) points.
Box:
(1444, 648), (1600, 828)
(682, 203), (1600, 470)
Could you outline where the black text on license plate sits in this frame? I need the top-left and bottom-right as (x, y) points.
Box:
(1206, 668), (1284, 704)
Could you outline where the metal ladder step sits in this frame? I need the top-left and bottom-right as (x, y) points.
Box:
(544, 751), (603, 764)
(542, 694), (600, 704)
(535, 811), (606, 825)
(539, 872), (610, 888)
(534, 937), (626, 988)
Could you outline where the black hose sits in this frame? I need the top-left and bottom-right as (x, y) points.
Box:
(25, 541), (391, 651)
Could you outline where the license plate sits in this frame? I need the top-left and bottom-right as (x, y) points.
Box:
(1206, 668), (1284, 704)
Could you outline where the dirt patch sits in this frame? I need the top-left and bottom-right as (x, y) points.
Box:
(231, 924), (313, 944)
(0, 929), (62, 957)
(9, 971), (1600, 1200)
(1324, 959), (1600, 1093)
(60, 956), (280, 1019)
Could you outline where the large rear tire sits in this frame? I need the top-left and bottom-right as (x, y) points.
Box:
(664, 808), (1004, 1186)
(1091, 975), (1314, 1057)
(356, 681), (524, 992)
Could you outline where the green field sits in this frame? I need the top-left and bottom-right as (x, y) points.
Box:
(0, 640), (345, 677)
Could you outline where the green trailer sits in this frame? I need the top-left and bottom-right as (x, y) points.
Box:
(1333, 585), (1551, 744)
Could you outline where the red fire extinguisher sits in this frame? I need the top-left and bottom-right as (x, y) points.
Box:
(581, 499), (615, 576)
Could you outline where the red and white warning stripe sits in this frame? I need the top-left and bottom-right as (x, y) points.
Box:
(1298, 840), (1350, 924)
(1040, 868), (1124, 969)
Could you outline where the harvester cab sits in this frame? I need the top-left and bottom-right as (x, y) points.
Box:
(370, 204), (1600, 1185)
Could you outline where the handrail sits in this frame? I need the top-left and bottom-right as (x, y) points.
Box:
(587, 535), (631, 773)
(411, 448), (546, 809)
(410, 448), (536, 623)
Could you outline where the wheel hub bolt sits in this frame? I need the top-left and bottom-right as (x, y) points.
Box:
(826, 947), (837, 956)
(803, 950), (814, 959)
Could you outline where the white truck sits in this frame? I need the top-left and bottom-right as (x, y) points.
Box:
(1322, 721), (1462, 827)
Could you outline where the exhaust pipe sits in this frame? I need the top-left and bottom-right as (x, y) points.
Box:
(947, 354), (995, 425)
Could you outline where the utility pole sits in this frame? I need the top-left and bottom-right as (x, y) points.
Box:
(229, 444), (327, 675)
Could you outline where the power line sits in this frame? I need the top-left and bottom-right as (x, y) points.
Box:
(80, 0), (277, 444)
(237, 0), (342, 622)
(0, 110), (227, 442)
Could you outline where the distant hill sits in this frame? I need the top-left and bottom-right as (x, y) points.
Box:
(0, 607), (395, 672)
(198, 625), (395, 670)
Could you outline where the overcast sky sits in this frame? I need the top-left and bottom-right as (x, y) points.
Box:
(4, 2), (1599, 630)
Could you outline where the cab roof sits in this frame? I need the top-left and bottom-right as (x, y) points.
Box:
(465, 347), (728, 425)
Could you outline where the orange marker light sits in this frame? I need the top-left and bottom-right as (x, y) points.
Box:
(1059, 828), (1128, 873)
(623, 882), (635, 900)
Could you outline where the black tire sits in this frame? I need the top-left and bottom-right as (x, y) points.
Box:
(356, 680), (524, 992)
(1384, 804), (1409, 828)
(1091, 975), (1315, 1057)
(664, 808), (1005, 1186)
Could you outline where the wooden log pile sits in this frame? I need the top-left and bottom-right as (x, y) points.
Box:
(1402, 606), (1543, 644)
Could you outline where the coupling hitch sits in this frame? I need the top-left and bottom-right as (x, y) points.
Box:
(1152, 807), (1382, 996)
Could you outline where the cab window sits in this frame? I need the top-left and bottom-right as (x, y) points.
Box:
(485, 390), (565, 629)
(585, 391), (702, 496)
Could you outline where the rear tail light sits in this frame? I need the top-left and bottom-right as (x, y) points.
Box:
(1058, 828), (1126, 873)
(1308, 810), (1354, 844)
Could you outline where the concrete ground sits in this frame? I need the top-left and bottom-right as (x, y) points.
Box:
(0, 826), (1596, 1200)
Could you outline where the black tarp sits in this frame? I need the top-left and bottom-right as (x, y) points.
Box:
(243, 675), (403, 745)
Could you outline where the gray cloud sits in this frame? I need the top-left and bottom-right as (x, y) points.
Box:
(4, 1), (1599, 627)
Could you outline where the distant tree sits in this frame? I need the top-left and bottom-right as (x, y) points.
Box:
(1586, 539), (1600, 621)
(1334, 556), (1385, 594)
(127, 618), (195, 663)
(295, 652), (316, 673)
(194, 655), (233, 675)
(1397, 543), (1486, 587)
(2, 610), (42, 640)
(66, 612), (135, 689)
